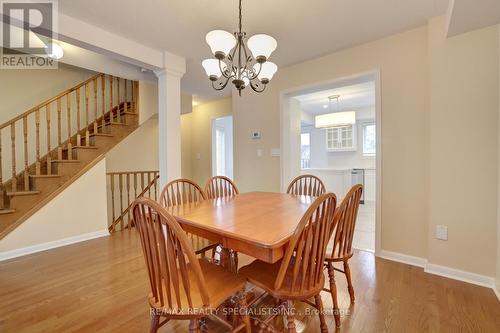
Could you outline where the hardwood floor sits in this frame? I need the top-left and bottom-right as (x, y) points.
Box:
(1, 231), (499, 332)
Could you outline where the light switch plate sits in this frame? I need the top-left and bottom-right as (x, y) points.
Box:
(251, 131), (261, 139)
(257, 149), (263, 157)
(436, 225), (448, 241)
(271, 148), (280, 157)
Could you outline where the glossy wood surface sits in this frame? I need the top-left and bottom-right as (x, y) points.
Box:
(167, 192), (315, 263)
(1, 232), (499, 332)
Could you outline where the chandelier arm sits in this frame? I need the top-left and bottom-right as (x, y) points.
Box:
(249, 80), (266, 93)
(248, 62), (262, 80)
(218, 59), (231, 79)
(212, 75), (233, 91)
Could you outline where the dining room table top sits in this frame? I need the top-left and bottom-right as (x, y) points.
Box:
(166, 191), (316, 250)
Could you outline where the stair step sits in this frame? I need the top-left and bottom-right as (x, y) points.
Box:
(0, 209), (15, 215)
(51, 159), (81, 164)
(7, 191), (41, 197)
(62, 146), (98, 151)
(29, 174), (61, 179)
(90, 133), (114, 137)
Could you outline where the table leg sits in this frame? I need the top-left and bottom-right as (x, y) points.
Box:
(216, 246), (238, 273)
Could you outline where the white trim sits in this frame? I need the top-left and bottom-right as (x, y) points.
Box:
(279, 69), (383, 255)
(494, 285), (500, 302)
(377, 249), (427, 268)
(424, 263), (496, 289)
(377, 250), (498, 292)
(0, 230), (109, 262)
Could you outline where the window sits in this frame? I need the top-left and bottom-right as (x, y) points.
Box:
(300, 132), (310, 169)
(362, 123), (376, 156)
(326, 125), (356, 151)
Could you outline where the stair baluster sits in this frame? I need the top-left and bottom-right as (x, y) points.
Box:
(118, 174), (123, 230)
(46, 104), (51, 175)
(93, 78), (98, 134)
(66, 93), (72, 160)
(123, 79), (128, 116)
(10, 123), (17, 192)
(57, 98), (62, 160)
(84, 83), (90, 147)
(126, 173), (130, 223)
(35, 109), (41, 174)
(22, 116), (29, 191)
(109, 75), (114, 122)
(110, 174), (116, 225)
(76, 88), (81, 147)
(117, 78), (121, 123)
(101, 75), (106, 126)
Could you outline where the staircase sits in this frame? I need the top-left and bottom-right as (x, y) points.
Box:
(0, 73), (139, 239)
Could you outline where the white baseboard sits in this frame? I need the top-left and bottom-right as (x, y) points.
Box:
(377, 249), (427, 268)
(0, 229), (109, 262)
(376, 250), (498, 296)
(424, 263), (495, 289)
(494, 285), (500, 302)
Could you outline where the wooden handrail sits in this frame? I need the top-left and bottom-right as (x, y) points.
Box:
(107, 170), (159, 232)
(0, 73), (103, 130)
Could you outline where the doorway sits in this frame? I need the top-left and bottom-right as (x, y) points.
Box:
(212, 115), (234, 179)
(280, 72), (381, 253)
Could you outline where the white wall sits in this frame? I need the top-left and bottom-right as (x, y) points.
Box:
(0, 158), (108, 258)
(105, 117), (159, 172)
(428, 18), (498, 277)
(233, 18), (499, 279)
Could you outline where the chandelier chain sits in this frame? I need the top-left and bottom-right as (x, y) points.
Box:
(239, 0), (243, 34)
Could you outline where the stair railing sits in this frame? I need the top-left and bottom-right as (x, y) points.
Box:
(107, 170), (159, 232)
(0, 73), (139, 209)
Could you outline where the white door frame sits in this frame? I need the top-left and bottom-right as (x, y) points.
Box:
(279, 69), (382, 255)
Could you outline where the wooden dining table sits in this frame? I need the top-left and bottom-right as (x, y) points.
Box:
(166, 191), (315, 269)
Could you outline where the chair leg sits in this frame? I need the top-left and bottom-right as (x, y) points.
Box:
(230, 250), (239, 272)
(344, 260), (355, 304)
(149, 311), (160, 333)
(284, 300), (297, 333)
(189, 319), (201, 333)
(314, 294), (328, 333)
(238, 292), (252, 333)
(327, 262), (341, 328)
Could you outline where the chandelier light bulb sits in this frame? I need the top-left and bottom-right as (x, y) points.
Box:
(247, 34), (277, 62)
(253, 62), (278, 82)
(202, 59), (227, 80)
(205, 30), (237, 59)
(242, 76), (250, 87)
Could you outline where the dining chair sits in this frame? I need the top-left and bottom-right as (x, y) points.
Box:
(204, 176), (240, 270)
(323, 184), (363, 327)
(204, 176), (240, 199)
(159, 178), (216, 259)
(239, 193), (337, 333)
(286, 174), (326, 197)
(132, 197), (251, 333)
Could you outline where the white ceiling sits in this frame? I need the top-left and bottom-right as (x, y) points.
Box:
(295, 81), (375, 115)
(446, 0), (500, 37)
(58, 0), (449, 101)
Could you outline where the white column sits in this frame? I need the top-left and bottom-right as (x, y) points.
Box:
(155, 53), (186, 190)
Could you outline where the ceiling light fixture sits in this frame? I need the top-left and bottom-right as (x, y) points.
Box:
(202, 0), (278, 96)
(45, 42), (63, 60)
(315, 95), (356, 128)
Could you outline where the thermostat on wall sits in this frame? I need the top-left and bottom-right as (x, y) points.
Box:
(251, 131), (261, 139)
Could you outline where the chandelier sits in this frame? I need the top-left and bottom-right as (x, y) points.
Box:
(202, 0), (278, 95)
